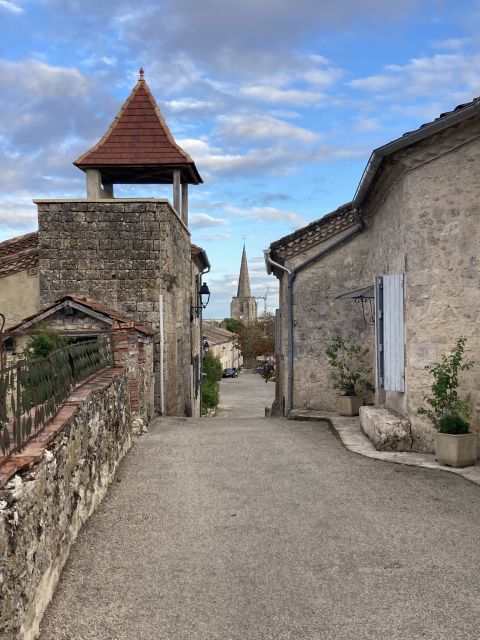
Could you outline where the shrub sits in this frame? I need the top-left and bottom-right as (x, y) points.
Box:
(417, 337), (473, 432)
(202, 378), (219, 412)
(325, 337), (374, 396)
(438, 414), (469, 435)
(203, 352), (222, 383)
(24, 331), (67, 359)
(202, 352), (222, 413)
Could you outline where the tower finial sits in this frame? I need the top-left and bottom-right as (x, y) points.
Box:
(139, 67), (145, 80)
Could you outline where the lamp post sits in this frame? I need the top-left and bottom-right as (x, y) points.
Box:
(193, 281), (211, 417)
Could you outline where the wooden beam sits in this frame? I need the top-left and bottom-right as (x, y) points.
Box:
(173, 170), (181, 214)
(181, 182), (188, 226)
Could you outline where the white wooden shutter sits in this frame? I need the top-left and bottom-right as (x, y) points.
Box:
(375, 274), (405, 392)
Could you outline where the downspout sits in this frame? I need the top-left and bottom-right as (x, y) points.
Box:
(198, 264), (210, 417)
(265, 208), (365, 414)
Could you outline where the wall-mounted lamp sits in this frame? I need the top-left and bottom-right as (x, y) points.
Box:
(202, 338), (210, 353)
(191, 282), (211, 318)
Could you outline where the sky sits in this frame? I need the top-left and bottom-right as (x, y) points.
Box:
(1, 1), (480, 318)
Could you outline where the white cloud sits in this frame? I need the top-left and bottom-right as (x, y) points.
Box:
(0, 199), (37, 232)
(355, 117), (381, 133)
(165, 98), (216, 112)
(432, 38), (470, 50)
(0, 0), (23, 13)
(242, 85), (323, 106)
(349, 53), (480, 100)
(217, 114), (319, 144)
(201, 232), (231, 241)
(223, 204), (307, 229)
(189, 213), (227, 228)
(0, 59), (88, 99)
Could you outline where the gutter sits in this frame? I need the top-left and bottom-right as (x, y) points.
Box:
(353, 99), (480, 208)
(264, 208), (365, 414)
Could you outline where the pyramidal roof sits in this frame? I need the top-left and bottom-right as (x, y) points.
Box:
(237, 245), (252, 298)
(74, 68), (202, 185)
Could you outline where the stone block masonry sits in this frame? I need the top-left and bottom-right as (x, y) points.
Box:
(36, 199), (193, 416)
(0, 367), (131, 640)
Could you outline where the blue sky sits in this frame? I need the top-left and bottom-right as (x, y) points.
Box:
(1, 0), (480, 318)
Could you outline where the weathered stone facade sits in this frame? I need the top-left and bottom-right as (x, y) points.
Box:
(0, 368), (131, 640)
(271, 113), (480, 453)
(37, 198), (193, 416)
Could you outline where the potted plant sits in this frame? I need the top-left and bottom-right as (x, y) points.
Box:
(326, 337), (374, 416)
(418, 337), (477, 467)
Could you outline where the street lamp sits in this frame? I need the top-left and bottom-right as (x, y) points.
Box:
(191, 282), (211, 318)
(202, 337), (210, 353)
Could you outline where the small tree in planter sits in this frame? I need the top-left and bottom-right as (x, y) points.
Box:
(326, 337), (374, 416)
(418, 337), (477, 467)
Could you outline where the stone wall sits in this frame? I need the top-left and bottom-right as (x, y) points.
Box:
(37, 199), (193, 416)
(274, 115), (480, 452)
(0, 368), (131, 640)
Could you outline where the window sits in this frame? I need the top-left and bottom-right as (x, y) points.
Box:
(375, 274), (405, 392)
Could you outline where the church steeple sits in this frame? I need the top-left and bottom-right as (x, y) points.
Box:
(230, 244), (257, 326)
(237, 245), (251, 297)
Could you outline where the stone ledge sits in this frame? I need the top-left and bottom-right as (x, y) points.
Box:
(288, 410), (480, 488)
(359, 405), (413, 452)
(0, 367), (126, 489)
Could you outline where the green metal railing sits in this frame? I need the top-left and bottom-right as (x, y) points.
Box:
(0, 337), (113, 466)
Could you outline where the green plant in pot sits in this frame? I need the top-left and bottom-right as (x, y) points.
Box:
(418, 337), (477, 467)
(326, 337), (374, 416)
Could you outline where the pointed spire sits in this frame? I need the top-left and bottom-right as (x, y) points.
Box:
(237, 245), (252, 297)
(73, 72), (202, 185)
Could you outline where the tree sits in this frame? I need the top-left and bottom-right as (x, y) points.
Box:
(223, 317), (244, 334)
(233, 313), (275, 366)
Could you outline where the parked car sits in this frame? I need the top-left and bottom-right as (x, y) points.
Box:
(222, 367), (238, 378)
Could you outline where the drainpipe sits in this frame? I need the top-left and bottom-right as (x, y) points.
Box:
(265, 208), (365, 414)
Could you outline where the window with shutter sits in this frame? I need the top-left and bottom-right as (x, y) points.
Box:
(375, 274), (405, 392)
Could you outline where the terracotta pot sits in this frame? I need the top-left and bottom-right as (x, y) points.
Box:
(336, 395), (363, 417)
(434, 432), (477, 468)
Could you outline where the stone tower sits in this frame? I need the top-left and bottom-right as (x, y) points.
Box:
(230, 246), (257, 326)
(36, 69), (204, 416)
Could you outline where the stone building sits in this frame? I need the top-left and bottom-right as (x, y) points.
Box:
(203, 321), (242, 371)
(230, 245), (257, 326)
(266, 96), (480, 454)
(0, 232), (39, 328)
(0, 69), (210, 418)
(6, 294), (156, 428)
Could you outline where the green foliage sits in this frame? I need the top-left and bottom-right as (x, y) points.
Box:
(325, 337), (374, 396)
(24, 331), (67, 359)
(438, 414), (469, 435)
(234, 314), (275, 365)
(417, 337), (473, 432)
(203, 352), (222, 383)
(202, 379), (219, 412)
(202, 352), (222, 413)
(223, 317), (244, 334)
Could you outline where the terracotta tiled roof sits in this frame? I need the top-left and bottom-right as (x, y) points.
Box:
(7, 294), (156, 336)
(74, 70), (202, 184)
(0, 231), (39, 278)
(203, 323), (237, 346)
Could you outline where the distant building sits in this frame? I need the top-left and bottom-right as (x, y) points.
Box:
(203, 321), (242, 371)
(230, 246), (257, 326)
